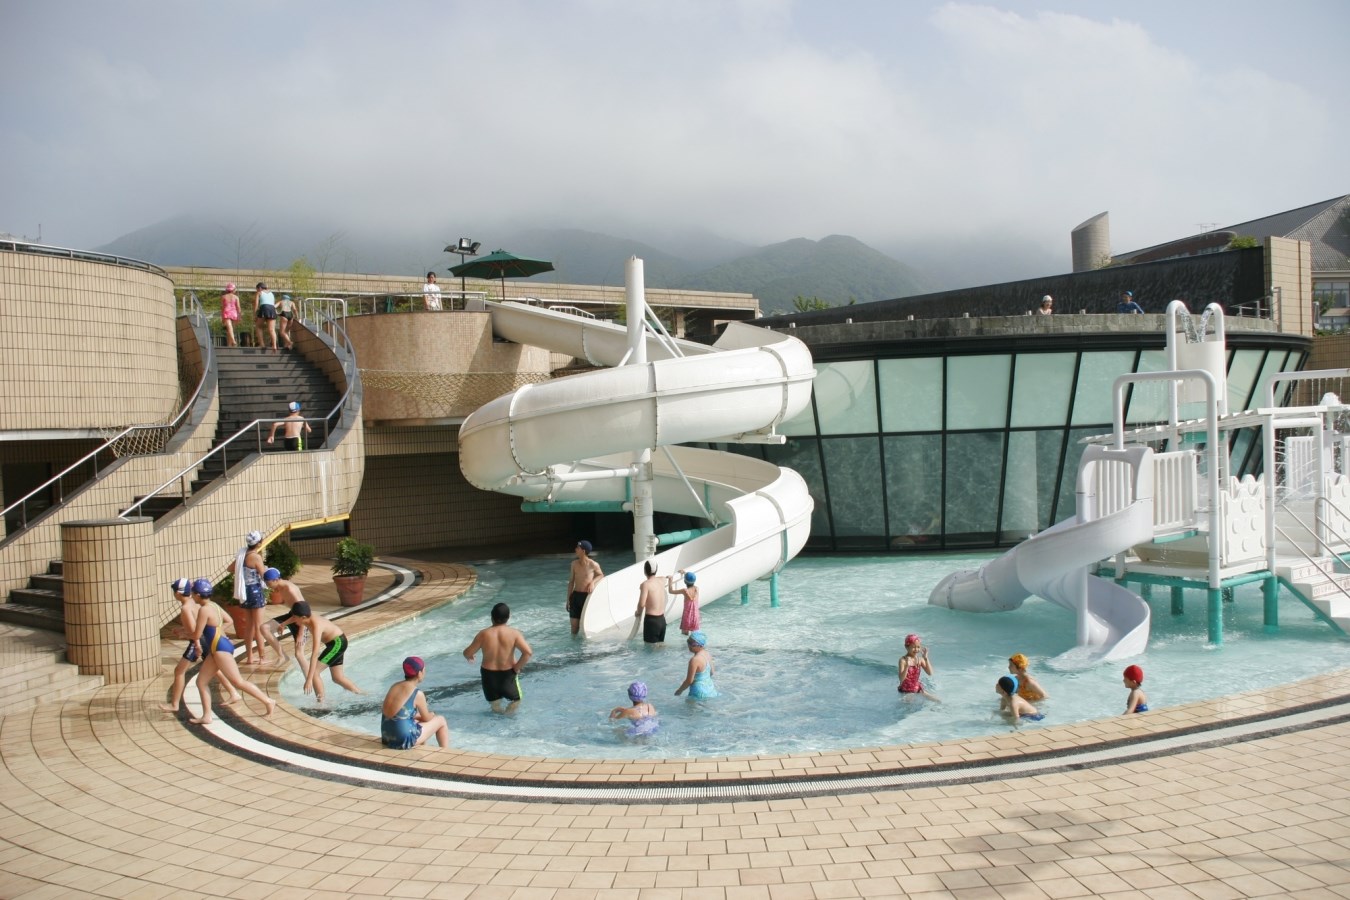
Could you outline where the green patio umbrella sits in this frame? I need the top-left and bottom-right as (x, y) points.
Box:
(449, 249), (555, 301)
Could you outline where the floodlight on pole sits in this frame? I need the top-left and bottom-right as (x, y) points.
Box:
(445, 238), (482, 302)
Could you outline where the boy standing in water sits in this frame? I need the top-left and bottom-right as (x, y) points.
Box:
(566, 540), (603, 636)
(635, 560), (667, 644)
(463, 602), (533, 713)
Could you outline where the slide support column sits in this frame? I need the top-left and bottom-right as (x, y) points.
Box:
(626, 256), (657, 563)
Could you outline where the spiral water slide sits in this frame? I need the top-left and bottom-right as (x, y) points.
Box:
(928, 445), (1154, 661)
(458, 302), (817, 637)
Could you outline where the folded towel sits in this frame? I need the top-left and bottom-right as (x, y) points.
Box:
(233, 547), (248, 602)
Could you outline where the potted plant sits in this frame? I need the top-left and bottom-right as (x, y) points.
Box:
(212, 572), (251, 636)
(265, 539), (302, 579)
(331, 537), (375, 607)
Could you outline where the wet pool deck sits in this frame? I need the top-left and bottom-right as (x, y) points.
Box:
(2, 551), (1349, 898)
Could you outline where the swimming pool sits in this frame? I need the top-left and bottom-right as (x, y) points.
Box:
(280, 554), (1350, 759)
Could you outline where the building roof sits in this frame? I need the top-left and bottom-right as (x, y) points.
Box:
(1115, 194), (1350, 270)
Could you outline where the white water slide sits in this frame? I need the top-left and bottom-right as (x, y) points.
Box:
(458, 301), (817, 637)
(929, 445), (1154, 661)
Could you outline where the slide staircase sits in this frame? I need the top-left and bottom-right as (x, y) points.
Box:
(458, 301), (816, 637)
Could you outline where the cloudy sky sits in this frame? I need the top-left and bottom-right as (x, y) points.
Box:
(3, 0), (1346, 267)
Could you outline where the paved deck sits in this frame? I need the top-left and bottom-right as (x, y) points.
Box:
(2, 552), (1349, 898)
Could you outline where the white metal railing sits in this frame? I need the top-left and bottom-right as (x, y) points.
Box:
(118, 307), (359, 519)
(2, 295), (215, 537)
(546, 305), (596, 319)
(0, 239), (167, 276)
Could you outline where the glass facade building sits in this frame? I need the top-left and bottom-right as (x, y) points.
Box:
(715, 322), (1308, 552)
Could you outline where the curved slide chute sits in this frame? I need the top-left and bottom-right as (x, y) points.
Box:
(459, 302), (816, 637)
(929, 446), (1154, 661)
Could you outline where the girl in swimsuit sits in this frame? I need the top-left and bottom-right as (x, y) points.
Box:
(898, 634), (936, 699)
(381, 657), (450, 749)
(220, 283), (240, 347)
(188, 580), (275, 724)
(610, 681), (659, 736)
(1123, 665), (1149, 713)
(668, 570), (700, 635)
(1008, 653), (1047, 702)
(676, 632), (717, 699)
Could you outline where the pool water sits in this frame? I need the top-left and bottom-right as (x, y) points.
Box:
(281, 554), (1350, 759)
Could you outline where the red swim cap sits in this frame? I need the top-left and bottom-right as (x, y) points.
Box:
(1123, 664), (1144, 684)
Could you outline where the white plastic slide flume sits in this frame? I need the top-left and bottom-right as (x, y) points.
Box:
(929, 446), (1155, 661)
(459, 302), (816, 637)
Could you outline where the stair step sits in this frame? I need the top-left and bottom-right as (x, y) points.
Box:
(1276, 559), (1335, 581)
(0, 604), (65, 632)
(8, 587), (63, 611)
(47, 561), (63, 576)
(1289, 578), (1350, 600)
(0, 672), (104, 718)
(29, 573), (64, 594)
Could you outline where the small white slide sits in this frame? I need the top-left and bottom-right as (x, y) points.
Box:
(459, 302), (817, 637)
(929, 446), (1154, 661)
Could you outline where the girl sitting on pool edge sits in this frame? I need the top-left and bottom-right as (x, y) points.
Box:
(675, 631), (717, 699)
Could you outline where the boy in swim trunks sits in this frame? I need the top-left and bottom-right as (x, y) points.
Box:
(463, 602), (533, 713)
(1123, 665), (1149, 713)
(635, 560), (667, 644)
(566, 539), (603, 636)
(261, 569), (311, 673)
(291, 606), (364, 702)
(996, 675), (1043, 723)
(266, 401), (312, 452)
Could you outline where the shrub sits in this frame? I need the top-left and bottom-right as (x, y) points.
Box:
(265, 540), (301, 578)
(331, 537), (375, 577)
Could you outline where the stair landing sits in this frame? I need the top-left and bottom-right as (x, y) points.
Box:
(0, 623), (103, 717)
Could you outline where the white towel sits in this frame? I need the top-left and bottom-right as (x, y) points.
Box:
(233, 547), (248, 602)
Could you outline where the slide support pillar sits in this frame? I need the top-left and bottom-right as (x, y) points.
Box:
(1207, 587), (1223, 645)
(1263, 576), (1280, 631)
(770, 572), (780, 608)
(1171, 586), (1185, 616)
(740, 584), (750, 605)
(626, 257), (657, 563)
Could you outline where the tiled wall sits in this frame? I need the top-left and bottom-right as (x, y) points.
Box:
(291, 445), (567, 559)
(62, 517), (160, 683)
(1268, 237), (1314, 337)
(345, 312), (552, 421)
(0, 251), (179, 429)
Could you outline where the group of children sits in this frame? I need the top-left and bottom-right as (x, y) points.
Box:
(898, 634), (1151, 724)
(159, 531), (366, 723)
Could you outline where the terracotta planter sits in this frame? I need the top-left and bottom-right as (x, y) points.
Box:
(333, 574), (367, 607)
(226, 606), (251, 636)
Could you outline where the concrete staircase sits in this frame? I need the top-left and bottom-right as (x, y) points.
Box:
(1276, 557), (1350, 634)
(0, 560), (65, 633)
(129, 346), (341, 521)
(0, 622), (103, 717)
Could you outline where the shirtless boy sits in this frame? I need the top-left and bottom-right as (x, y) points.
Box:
(566, 540), (603, 635)
(261, 568), (311, 673)
(266, 401), (312, 451)
(634, 560), (668, 644)
(290, 604), (363, 702)
(463, 602), (533, 713)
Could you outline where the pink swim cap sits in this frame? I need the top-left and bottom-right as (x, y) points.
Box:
(225, 282), (235, 292)
(905, 634), (921, 646)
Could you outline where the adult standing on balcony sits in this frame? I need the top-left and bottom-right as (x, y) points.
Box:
(423, 271), (443, 311)
(254, 282), (279, 351)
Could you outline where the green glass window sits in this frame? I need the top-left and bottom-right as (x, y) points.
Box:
(1225, 349), (1265, 413)
(820, 437), (885, 542)
(1070, 351), (1135, 426)
(879, 357), (943, 432)
(1126, 350), (1172, 425)
(1010, 353), (1075, 427)
(813, 361), (877, 435)
(944, 432), (1005, 544)
(884, 435), (943, 546)
(1001, 430), (1064, 539)
(947, 355), (1011, 430)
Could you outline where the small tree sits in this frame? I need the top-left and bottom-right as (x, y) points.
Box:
(792, 295), (831, 312)
(288, 256), (317, 299)
(1226, 235), (1260, 250)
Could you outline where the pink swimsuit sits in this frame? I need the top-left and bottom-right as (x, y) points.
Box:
(899, 657), (923, 693)
(680, 587), (701, 633)
(222, 294), (240, 321)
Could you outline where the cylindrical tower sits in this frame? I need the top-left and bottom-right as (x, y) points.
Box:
(1072, 211), (1111, 272)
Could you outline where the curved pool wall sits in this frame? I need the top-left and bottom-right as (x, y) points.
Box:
(728, 312), (1307, 553)
(280, 554), (1350, 760)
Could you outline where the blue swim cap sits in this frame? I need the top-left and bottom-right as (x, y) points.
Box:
(288, 401), (301, 412)
(688, 631), (707, 647)
(171, 577), (190, 594)
(627, 681), (648, 702)
(684, 571), (696, 584)
(192, 578), (213, 597)
(997, 675), (1018, 695)
(263, 567), (281, 582)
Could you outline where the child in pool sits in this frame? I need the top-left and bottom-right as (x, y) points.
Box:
(668, 570), (700, 635)
(1123, 664), (1149, 713)
(898, 633), (936, 698)
(675, 631), (718, 699)
(996, 675), (1043, 723)
(1007, 653), (1047, 702)
(610, 681), (659, 736)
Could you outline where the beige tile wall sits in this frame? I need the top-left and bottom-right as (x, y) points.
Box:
(1268, 236), (1314, 337)
(62, 516), (160, 683)
(0, 252), (179, 429)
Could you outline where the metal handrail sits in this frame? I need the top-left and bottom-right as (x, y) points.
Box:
(1273, 502), (1350, 611)
(0, 239), (167, 276)
(2, 295), (215, 532)
(118, 307), (359, 519)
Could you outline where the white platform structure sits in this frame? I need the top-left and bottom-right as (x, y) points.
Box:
(931, 301), (1350, 658)
(458, 258), (817, 637)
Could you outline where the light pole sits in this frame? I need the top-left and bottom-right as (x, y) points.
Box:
(446, 237), (481, 304)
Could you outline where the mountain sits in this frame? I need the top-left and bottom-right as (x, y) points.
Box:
(94, 218), (938, 311)
(676, 234), (935, 314)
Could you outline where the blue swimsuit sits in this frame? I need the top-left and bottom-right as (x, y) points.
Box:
(201, 622), (234, 656)
(689, 667), (718, 700)
(381, 689), (423, 749)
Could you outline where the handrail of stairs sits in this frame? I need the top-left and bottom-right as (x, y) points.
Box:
(118, 307), (359, 519)
(1, 294), (215, 533)
(1273, 500), (1350, 610)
